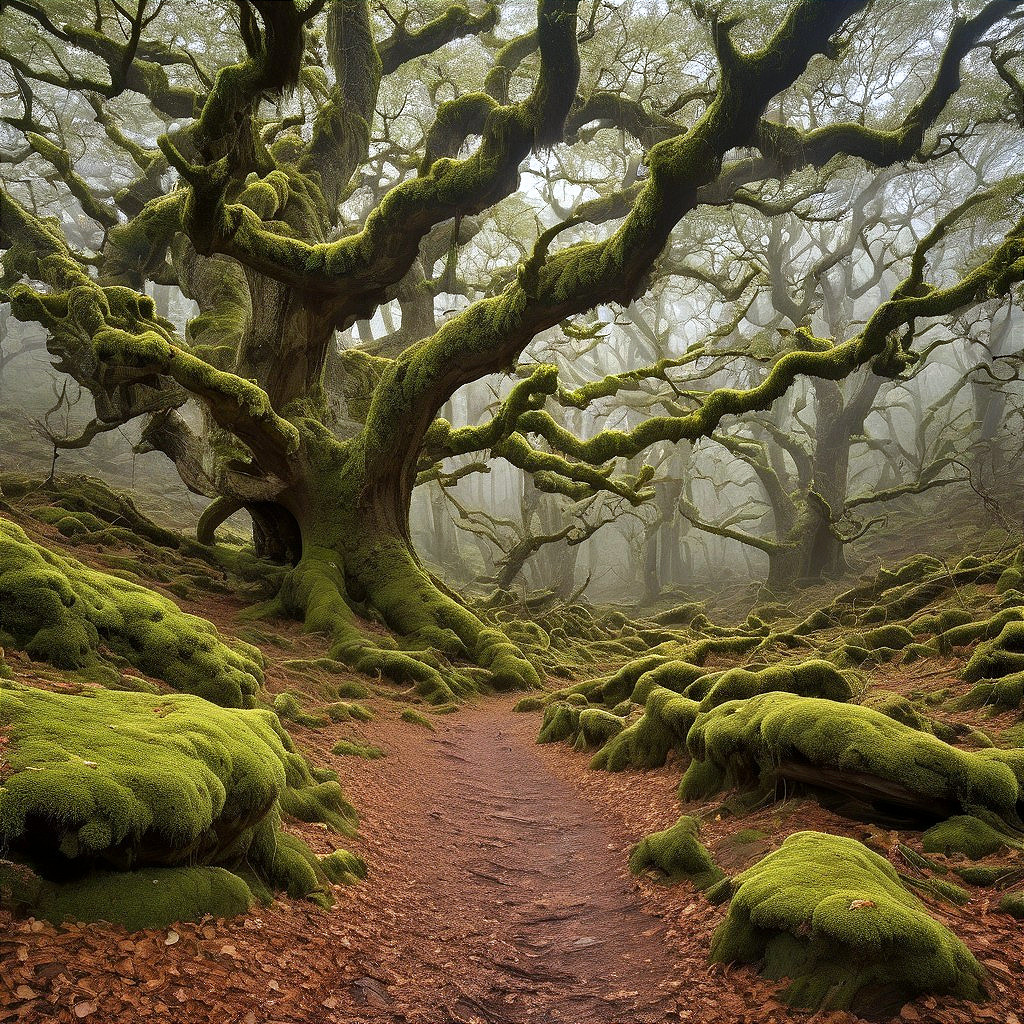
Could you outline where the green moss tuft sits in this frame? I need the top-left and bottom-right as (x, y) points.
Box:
(273, 691), (328, 728)
(400, 707), (435, 730)
(998, 889), (1024, 917)
(681, 692), (1024, 827)
(710, 831), (986, 1014)
(326, 700), (374, 722)
(332, 738), (385, 759)
(513, 695), (547, 712)
(628, 815), (724, 890)
(320, 849), (367, 886)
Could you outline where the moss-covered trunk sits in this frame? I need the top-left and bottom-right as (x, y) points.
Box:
(265, 428), (539, 701)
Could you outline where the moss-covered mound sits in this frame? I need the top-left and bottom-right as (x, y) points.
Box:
(628, 815), (724, 890)
(682, 693), (1024, 827)
(959, 620), (1024, 712)
(537, 701), (625, 750)
(0, 519), (263, 707)
(588, 660), (853, 773)
(0, 684), (355, 927)
(922, 815), (1017, 859)
(711, 831), (986, 1016)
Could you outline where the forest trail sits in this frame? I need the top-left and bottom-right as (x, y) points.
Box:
(323, 700), (683, 1022)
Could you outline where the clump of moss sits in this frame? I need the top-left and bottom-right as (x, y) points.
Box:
(332, 738), (385, 759)
(538, 700), (580, 743)
(0, 684), (348, 926)
(711, 831), (986, 1015)
(945, 612), (1024, 662)
(996, 568), (1022, 595)
(590, 687), (700, 772)
(922, 816), (1016, 860)
(955, 863), (1021, 886)
(681, 692), (1024, 827)
(589, 659), (853, 774)
(400, 707), (435, 730)
(628, 815), (724, 890)
(326, 700), (374, 722)
(513, 695), (547, 712)
(320, 849), (367, 886)
(334, 681), (370, 699)
(0, 520), (263, 707)
(273, 691), (328, 728)
(998, 889), (1024, 917)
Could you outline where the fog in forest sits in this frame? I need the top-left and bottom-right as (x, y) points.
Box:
(2, 1), (1024, 1021)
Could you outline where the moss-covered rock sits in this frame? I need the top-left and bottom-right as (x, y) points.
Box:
(681, 693), (1024, 827)
(963, 619), (1024, 677)
(710, 831), (986, 1015)
(628, 815), (724, 890)
(590, 686), (700, 772)
(590, 660), (854, 774)
(0, 683), (351, 926)
(400, 707), (435, 730)
(922, 815), (1016, 859)
(0, 519), (263, 707)
(325, 700), (374, 722)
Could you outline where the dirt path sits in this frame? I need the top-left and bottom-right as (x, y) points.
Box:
(317, 701), (683, 1022)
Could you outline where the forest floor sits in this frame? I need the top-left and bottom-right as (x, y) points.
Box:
(2, 482), (1024, 1023)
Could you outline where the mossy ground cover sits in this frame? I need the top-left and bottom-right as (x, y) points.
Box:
(525, 540), (1024, 1014)
(0, 683), (355, 927)
(0, 518), (264, 707)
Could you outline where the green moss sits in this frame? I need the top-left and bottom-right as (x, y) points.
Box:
(852, 624), (914, 651)
(326, 700), (374, 722)
(963, 619), (1024, 683)
(334, 681), (370, 699)
(939, 610), (1024, 658)
(589, 659), (853, 775)
(863, 691), (928, 731)
(0, 684), (348, 924)
(590, 687), (700, 772)
(681, 692), (1024, 827)
(320, 849), (367, 886)
(273, 691), (328, 728)
(922, 816), (1016, 859)
(693, 660), (854, 710)
(513, 695), (547, 712)
(400, 707), (435, 730)
(998, 889), (1024, 917)
(332, 738), (385, 759)
(0, 520), (263, 707)
(955, 863), (1020, 886)
(996, 568), (1022, 595)
(902, 874), (971, 906)
(36, 866), (253, 931)
(710, 832), (986, 1014)
(628, 815), (724, 890)
(537, 700), (580, 743)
